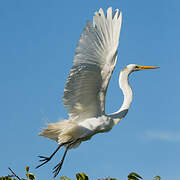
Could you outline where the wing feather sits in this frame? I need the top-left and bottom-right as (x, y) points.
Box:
(63, 7), (122, 121)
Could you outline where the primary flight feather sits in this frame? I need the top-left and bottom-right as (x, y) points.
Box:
(36, 7), (158, 178)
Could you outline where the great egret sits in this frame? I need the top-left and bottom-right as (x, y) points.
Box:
(36, 7), (159, 177)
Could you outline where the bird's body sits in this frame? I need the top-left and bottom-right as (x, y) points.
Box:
(40, 114), (114, 149)
(39, 7), (123, 150)
(37, 7), (159, 177)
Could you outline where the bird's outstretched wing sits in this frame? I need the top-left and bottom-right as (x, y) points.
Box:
(63, 7), (122, 122)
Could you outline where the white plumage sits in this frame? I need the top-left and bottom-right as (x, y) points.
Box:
(39, 7), (122, 146)
(37, 7), (158, 178)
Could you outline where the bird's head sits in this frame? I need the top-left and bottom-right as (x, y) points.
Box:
(126, 64), (159, 73)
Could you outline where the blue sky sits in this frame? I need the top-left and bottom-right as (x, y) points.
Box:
(0, 0), (180, 179)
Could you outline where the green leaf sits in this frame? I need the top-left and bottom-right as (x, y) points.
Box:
(26, 173), (36, 180)
(59, 176), (71, 180)
(76, 173), (89, 180)
(128, 172), (143, 180)
(153, 176), (161, 180)
(0, 176), (14, 180)
(25, 166), (30, 173)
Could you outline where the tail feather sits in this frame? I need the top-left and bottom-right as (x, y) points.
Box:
(39, 120), (77, 143)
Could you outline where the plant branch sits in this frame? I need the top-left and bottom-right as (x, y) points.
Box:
(8, 167), (21, 180)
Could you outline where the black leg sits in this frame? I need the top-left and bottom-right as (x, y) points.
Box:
(53, 147), (69, 178)
(52, 138), (80, 178)
(36, 141), (73, 169)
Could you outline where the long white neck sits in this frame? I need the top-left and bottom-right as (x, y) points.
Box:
(108, 68), (133, 124)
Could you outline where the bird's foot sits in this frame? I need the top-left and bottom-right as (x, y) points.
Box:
(52, 160), (63, 178)
(36, 156), (51, 169)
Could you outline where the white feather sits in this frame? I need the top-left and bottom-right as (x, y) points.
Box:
(63, 7), (122, 122)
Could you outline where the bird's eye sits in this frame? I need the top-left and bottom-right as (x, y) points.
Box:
(135, 66), (139, 69)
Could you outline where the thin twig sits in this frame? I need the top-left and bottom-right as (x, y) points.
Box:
(8, 167), (21, 180)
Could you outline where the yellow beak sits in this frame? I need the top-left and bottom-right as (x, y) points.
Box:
(138, 65), (160, 70)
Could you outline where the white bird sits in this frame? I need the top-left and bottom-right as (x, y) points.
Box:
(36, 7), (159, 177)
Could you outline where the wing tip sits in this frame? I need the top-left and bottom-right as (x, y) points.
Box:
(94, 7), (122, 20)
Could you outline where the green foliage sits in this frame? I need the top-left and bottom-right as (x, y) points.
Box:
(1, 168), (162, 180)
(0, 166), (35, 180)
(128, 172), (143, 180)
(0, 177), (16, 180)
(153, 176), (161, 180)
(97, 178), (117, 180)
(25, 173), (35, 180)
(60, 176), (71, 180)
(25, 166), (35, 180)
(76, 173), (89, 180)
(25, 167), (29, 173)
